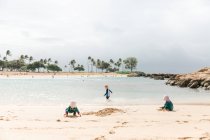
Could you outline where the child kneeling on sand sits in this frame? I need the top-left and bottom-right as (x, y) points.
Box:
(64, 101), (81, 117)
(159, 96), (173, 111)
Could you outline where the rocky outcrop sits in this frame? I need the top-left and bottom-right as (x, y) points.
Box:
(166, 67), (210, 90)
(149, 74), (176, 80)
(127, 72), (176, 80)
(127, 72), (146, 77)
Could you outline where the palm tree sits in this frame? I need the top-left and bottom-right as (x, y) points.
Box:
(20, 55), (25, 60)
(87, 56), (91, 72)
(48, 58), (52, 64)
(92, 60), (96, 72)
(116, 58), (122, 71)
(29, 56), (33, 64)
(91, 58), (95, 72)
(40, 59), (44, 64)
(5, 50), (11, 71)
(109, 59), (114, 70)
(44, 59), (48, 65)
(6, 50), (11, 60)
(70, 59), (76, 72)
(24, 55), (29, 60)
(3, 57), (6, 61)
(68, 61), (71, 72)
(109, 59), (114, 64)
(64, 65), (67, 72)
(54, 60), (58, 65)
(96, 59), (101, 72)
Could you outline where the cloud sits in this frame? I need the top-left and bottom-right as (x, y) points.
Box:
(0, 0), (210, 73)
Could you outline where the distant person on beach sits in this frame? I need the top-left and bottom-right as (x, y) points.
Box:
(64, 101), (81, 117)
(159, 96), (173, 111)
(104, 85), (113, 100)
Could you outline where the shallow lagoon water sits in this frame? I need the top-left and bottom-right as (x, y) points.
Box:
(0, 77), (209, 106)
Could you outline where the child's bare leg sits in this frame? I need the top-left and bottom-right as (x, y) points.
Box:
(64, 112), (68, 117)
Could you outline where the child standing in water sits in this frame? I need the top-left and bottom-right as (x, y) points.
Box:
(64, 101), (81, 117)
(104, 85), (113, 100)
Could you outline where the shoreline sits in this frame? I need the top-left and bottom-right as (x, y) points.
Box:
(0, 71), (128, 78)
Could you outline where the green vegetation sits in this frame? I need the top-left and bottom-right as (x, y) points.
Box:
(123, 57), (138, 72)
(0, 50), (62, 72)
(0, 50), (138, 72)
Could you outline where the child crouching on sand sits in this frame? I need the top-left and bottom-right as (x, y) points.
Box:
(64, 101), (81, 117)
(159, 96), (174, 111)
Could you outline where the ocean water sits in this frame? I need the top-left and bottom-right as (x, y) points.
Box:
(0, 77), (210, 106)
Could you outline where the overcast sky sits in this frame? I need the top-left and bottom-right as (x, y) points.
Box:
(0, 0), (210, 73)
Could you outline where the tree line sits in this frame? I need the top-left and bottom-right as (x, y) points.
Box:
(0, 50), (138, 72)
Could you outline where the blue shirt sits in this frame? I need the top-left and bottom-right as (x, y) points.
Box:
(104, 89), (112, 97)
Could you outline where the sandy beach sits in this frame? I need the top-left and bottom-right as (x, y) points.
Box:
(0, 72), (127, 78)
(0, 105), (210, 140)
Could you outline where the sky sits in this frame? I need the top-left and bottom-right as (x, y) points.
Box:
(0, 0), (210, 73)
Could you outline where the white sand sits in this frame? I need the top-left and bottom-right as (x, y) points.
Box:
(0, 105), (210, 140)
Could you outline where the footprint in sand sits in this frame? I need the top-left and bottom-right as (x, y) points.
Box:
(87, 120), (98, 122)
(178, 137), (192, 140)
(202, 132), (210, 138)
(113, 121), (128, 129)
(56, 119), (61, 122)
(199, 119), (210, 122)
(0, 116), (4, 120)
(109, 130), (115, 134)
(199, 137), (208, 140)
(151, 120), (159, 123)
(122, 121), (128, 125)
(94, 136), (106, 140)
(176, 120), (189, 124)
(194, 127), (200, 130)
(0, 116), (10, 121)
(57, 119), (75, 122)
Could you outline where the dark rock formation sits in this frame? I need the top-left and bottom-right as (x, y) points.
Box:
(177, 79), (192, 87)
(127, 72), (176, 80)
(188, 81), (199, 88)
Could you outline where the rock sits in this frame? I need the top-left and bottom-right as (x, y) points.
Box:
(204, 83), (209, 87)
(205, 85), (210, 90)
(198, 68), (209, 72)
(166, 80), (171, 85)
(146, 74), (151, 77)
(189, 81), (199, 88)
(200, 81), (205, 86)
(153, 76), (164, 80)
(166, 67), (210, 89)
(178, 79), (191, 87)
(170, 81), (176, 86)
(127, 73), (139, 77)
(132, 72), (146, 77)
